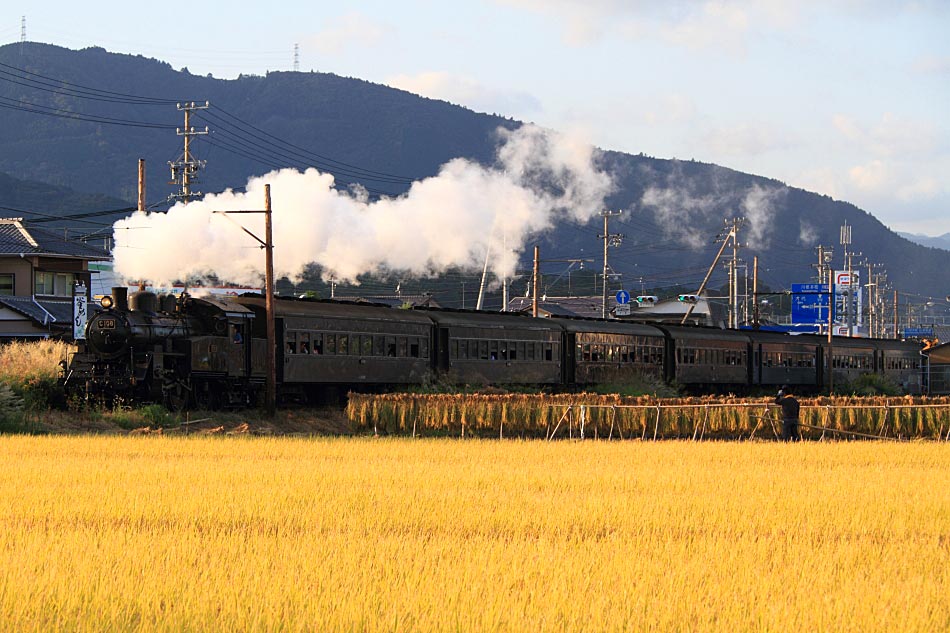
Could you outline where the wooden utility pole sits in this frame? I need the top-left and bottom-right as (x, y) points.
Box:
(137, 159), (146, 212)
(532, 245), (540, 318)
(212, 184), (277, 416)
(263, 185), (276, 416)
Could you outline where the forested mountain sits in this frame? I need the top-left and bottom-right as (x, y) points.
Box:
(0, 42), (947, 297)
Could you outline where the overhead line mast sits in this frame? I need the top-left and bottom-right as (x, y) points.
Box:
(169, 101), (209, 204)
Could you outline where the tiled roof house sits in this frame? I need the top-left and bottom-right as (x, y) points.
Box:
(0, 218), (109, 338)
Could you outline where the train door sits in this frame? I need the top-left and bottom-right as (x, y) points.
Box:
(563, 332), (577, 386)
(752, 343), (761, 387)
(436, 328), (450, 372)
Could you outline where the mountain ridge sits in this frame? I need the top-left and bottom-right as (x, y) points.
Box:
(0, 42), (947, 298)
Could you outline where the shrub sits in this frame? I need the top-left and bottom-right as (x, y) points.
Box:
(0, 339), (73, 411)
(837, 373), (901, 397)
(0, 383), (25, 432)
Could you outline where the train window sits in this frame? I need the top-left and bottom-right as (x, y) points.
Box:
(510, 343), (520, 361)
(362, 336), (373, 356)
(457, 340), (466, 360)
(500, 345), (509, 360)
(546, 343), (555, 362)
(451, 340), (459, 359)
(286, 332), (297, 354)
(489, 341), (499, 361)
(398, 337), (408, 358)
(421, 338), (429, 358)
(326, 334), (337, 355)
(387, 337), (397, 357)
(312, 333), (323, 354)
(410, 339), (420, 358)
(582, 344), (591, 362)
(373, 336), (384, 357)
(338, 334), (348, 355)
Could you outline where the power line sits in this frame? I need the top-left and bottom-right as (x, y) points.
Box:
(0, 59), (178, 104)
(0, 95), (176, 128)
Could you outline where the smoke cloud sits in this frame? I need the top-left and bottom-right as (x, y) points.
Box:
(112, 125), (613, 287)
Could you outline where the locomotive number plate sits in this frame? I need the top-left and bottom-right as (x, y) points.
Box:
(99, 319), (116, 329)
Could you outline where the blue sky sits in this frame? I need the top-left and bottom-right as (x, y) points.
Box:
(4, 1), (948, 235)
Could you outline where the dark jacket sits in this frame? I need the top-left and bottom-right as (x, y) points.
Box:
(775, 394), (800, 420)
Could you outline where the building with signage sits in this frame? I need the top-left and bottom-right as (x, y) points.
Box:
(0, 218), (109, 339)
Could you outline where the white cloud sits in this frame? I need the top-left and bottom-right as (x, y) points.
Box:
(912, 55), (950, 75)
(847, 159), (889, 192)
(305, 12), (390, 56)
(386, 71), (542, 115)
(701, 123), (791, 157)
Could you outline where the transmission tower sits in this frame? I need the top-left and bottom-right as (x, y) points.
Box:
(19, 16), (25, 54)
(294, 43), (300, 72)
(168, 101), (209, 204)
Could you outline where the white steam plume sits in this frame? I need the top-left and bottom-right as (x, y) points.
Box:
(112, 125), (612, 287)
(639, 169), (783, 249)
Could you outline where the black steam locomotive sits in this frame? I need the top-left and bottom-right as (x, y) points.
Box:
(63, 287), (925, 408)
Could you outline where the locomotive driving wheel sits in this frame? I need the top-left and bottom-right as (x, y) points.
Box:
(161, 369), (191, 412)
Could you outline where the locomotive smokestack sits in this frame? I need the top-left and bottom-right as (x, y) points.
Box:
(112, 287), (128, 311)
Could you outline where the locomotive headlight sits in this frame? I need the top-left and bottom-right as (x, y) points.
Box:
(101, 296), (114, 309)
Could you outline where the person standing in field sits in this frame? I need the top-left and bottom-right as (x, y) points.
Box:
(775, 386), (801, 441)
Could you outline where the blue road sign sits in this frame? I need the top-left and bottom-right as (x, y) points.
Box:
(616, 290), (630, 305)
(904, 327), (934, 338)
(791, 283), (832, 325)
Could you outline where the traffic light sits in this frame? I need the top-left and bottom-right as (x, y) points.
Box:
(678, 294), (699, 303)
(636, 295), (658, 304)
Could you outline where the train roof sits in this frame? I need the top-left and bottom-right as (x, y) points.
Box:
(419, 307), (564, 331)
(549, 316), (666, 336)
(234, 296), (436, 325)
(191, 294), (255, 318)
(654, 324), (752, 342)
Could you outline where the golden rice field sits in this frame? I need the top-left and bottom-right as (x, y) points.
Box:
(1, 436), (948, 632)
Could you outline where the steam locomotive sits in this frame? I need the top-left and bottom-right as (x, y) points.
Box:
(62, 287), (925, 408)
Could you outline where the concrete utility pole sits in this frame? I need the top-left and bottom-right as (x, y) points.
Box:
(169, 101), (209, 204)
(752, 255), (759, 328)
(532, 245), (540, 318)
(840, 222), (852, 336)
(681, 220), (737, 326)
(727, 217), (744, 329)
(599, 210), (624, 319)
(828, 268), (835, 394)
(893, 290), (899, 340)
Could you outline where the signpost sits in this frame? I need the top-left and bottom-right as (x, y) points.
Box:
(791, 283), (831, 327)
(615, 290), (630, 305)
(73, 283), (87, 340)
